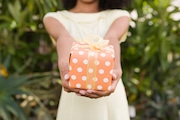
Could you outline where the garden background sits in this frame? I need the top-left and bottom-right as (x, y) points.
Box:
(0, 0), (179, 120)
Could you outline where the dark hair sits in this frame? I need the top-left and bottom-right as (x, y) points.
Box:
(61, 0), (131, 10)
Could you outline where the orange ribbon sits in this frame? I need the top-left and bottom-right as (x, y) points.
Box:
(85, 50), (98, 90)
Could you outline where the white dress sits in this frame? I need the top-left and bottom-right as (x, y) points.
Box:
(44, 9), (130, 120)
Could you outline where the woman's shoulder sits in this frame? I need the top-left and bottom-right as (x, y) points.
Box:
(102, 9), (130, 25)
(43, 10), (70, 25)
(44, 10), (67, 18)
(103, 9), (130, 17)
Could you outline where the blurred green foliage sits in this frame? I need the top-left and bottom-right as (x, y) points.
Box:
(0, 0), (179, 120)
(0, 0), (61, 73)
(122, 0), (180, 119)
(0, 0), (61, 119)
(0, 52), (60, 120)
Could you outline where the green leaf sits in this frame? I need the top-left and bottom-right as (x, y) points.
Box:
(8, 0), (21, 23)
(8, 46), (15, 55)
(0, 104), (11, 120)
(159, 0), (170, 8)
(6, 97), (28, 120)
(160, 39), (170, 71)
(4, 54), (11, 69)
(0, 75), (28, 93)
(15, 58), (32, 74)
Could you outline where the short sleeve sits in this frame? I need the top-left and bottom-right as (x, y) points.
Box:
(108, 10), (130, 43)
(44, 12), (66, 25)
(43, 12), (67, 45)
(110, 10), (130, 21)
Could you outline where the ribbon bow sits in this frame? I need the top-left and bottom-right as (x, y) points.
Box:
(78, 35), (109, 50)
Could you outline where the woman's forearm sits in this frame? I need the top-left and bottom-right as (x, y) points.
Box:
(104, 36), (122, 70)
(56, 35), (75, 79)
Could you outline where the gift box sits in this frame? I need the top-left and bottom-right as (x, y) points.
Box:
(69, 35), (115, 91)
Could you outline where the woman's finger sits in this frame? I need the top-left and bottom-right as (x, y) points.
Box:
(64, 73), (70, 80)
(112, 73), (117, 80)
(86, 90), (111, 97)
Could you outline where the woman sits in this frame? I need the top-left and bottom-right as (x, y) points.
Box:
(44, 0), (131, 119)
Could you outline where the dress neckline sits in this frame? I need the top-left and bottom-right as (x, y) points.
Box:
(64, 10), (105, 15)
(58, 10), (108, 23)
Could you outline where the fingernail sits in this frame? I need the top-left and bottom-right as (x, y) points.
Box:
(64, 74), (69, 80)
(87, 90), (93, 93)
(113, 74), (117, 79)
(79, 90), (86, 95)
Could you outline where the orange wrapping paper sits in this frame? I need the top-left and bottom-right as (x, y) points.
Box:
(69, 42), (115, 91)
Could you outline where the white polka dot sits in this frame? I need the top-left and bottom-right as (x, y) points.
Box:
(76, 84), (81, 88)
(88, 68), (94, 73)
(71, 75), (76, 80)
(108, 86), (111, 91)
(82, 76), (87, 81)
(103, 78), (109, 83)
(94, 60), (99, 65)
(79, 51), (84, 55)
(87, 84), (92, 89)
(101, 53), (106, 57)
(97, 85), (103, 90)
(111, 54), (115, 58)
(99, 69), (104, 74)
(92, 77), (98, 82)
(77, 67), (83, 72)
(105, 61), (111, 66)
(83, 59), (88, 64)
(90, 52), (95, 56)
(72, 58), (78, 63)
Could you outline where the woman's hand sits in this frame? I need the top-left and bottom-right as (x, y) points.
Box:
(58, 55), (83, 94)
(58, 60), (88, 95)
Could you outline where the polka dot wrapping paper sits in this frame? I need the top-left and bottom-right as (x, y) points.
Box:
(69, 42), (115, 91)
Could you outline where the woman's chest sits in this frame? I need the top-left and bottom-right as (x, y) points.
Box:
(64, 19), (111, 39)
